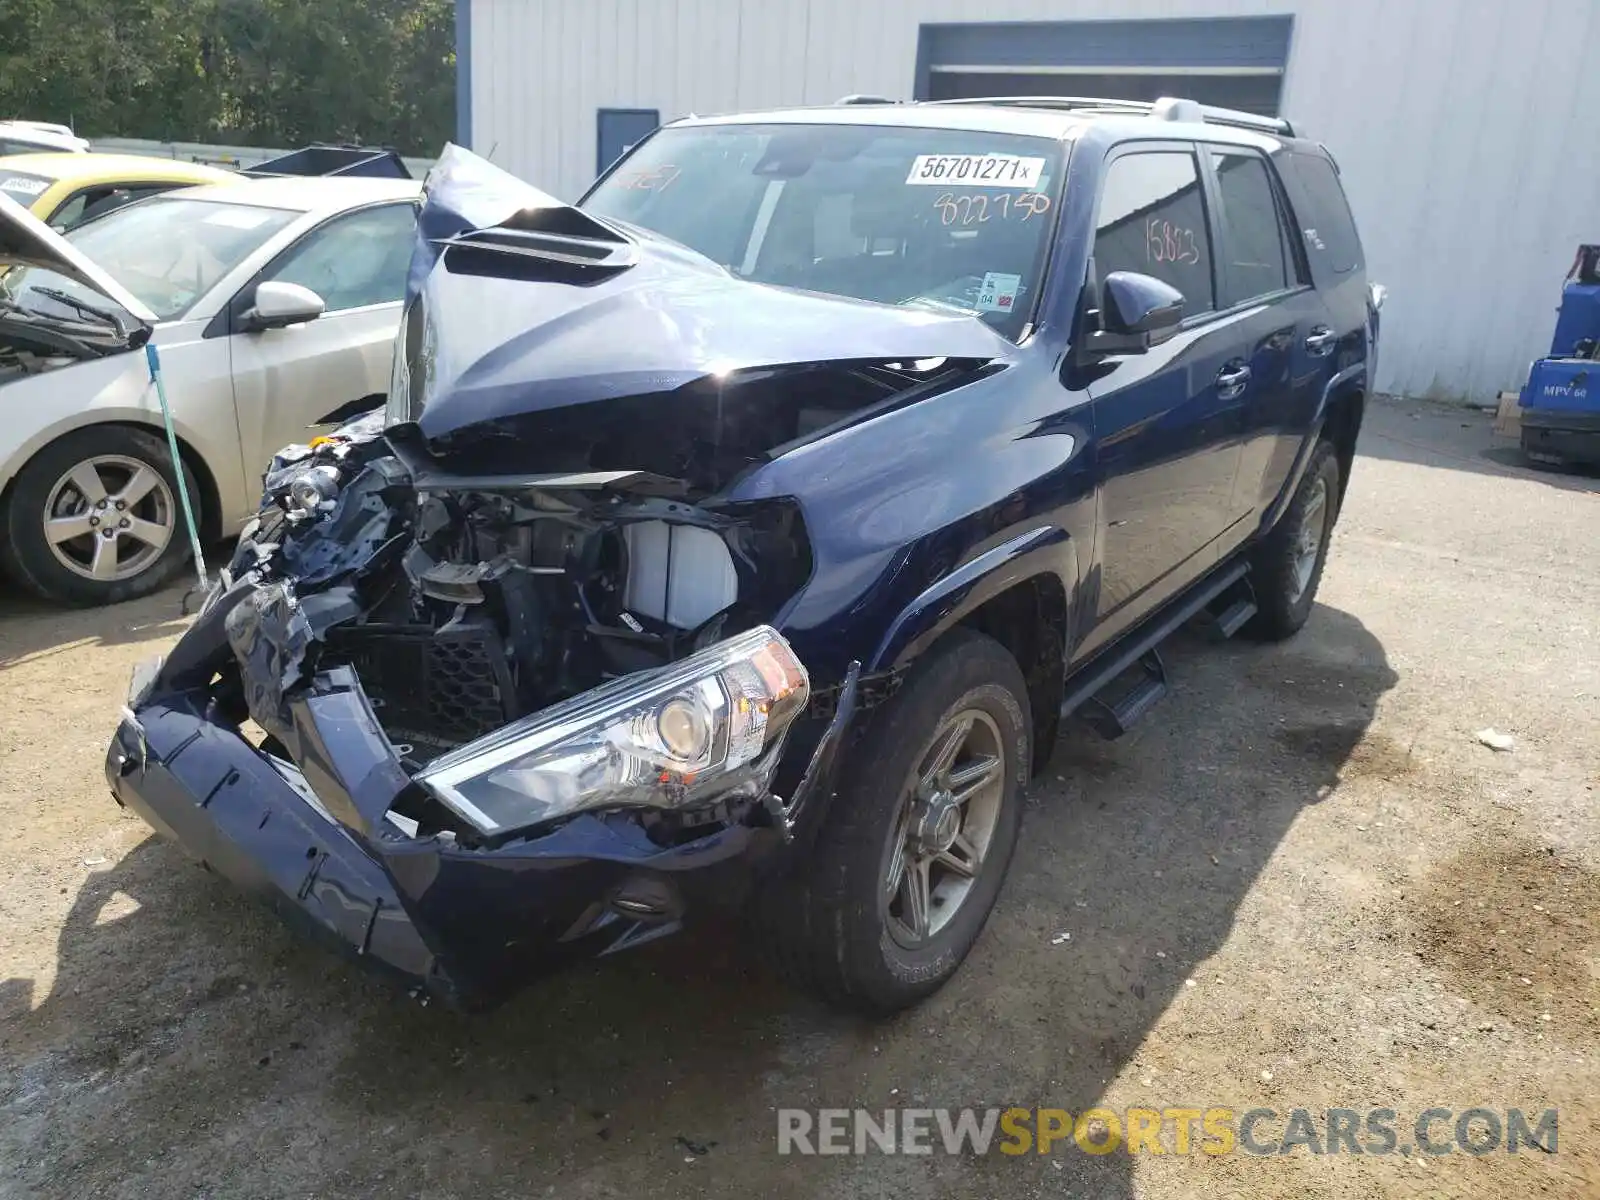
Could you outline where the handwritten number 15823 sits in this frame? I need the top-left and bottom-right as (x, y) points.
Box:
(1147, 218), (1200, 265)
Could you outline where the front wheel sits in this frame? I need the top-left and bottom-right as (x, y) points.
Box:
(1247, 438), (1342, 640)
(0, 426), (198, 607)
(754, 630), (1031, 1013)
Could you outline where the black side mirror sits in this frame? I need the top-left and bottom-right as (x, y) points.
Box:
(1083, 271), (1185, 356)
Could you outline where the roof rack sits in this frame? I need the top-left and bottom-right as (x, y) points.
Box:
(836, 93), (899, 105)
(923, 95), (1296, 138)
(242, 144), (412, 179)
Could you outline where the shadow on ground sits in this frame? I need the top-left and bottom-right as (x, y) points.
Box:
(1, 603), (1396, 1198)
(0, 583), (195, 670)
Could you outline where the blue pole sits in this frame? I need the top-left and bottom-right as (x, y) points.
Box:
(144, 342), (210, 593)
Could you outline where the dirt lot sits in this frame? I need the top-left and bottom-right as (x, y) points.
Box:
(1, 398), (1596, 1199)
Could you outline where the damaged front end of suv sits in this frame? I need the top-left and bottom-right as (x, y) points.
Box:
(106, 146), (1011, 1008)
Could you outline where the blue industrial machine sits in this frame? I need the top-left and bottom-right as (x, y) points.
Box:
(1519, 244), (1600, 466)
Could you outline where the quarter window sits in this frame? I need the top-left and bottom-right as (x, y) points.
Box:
(1282, 151), (1364, 276)
(260, 203), (417, 313)
(1208, 147), (1292, 306)
(50, 183), (173, 231)
(1093, 151), (1214, 315)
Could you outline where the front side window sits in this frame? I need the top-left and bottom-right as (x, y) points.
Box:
(260, 203), (417, 313)
(1, 197), (297, 323)
(1207, 146), (1292, 307)
(582, 122), (1066, 341)
(1093, 150), (1214, 315)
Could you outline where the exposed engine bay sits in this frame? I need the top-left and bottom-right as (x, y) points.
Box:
(214, 411), (823, 849)
(0, 344), (73, 382)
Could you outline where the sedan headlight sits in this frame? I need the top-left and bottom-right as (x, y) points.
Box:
(417, 627), (809, 836)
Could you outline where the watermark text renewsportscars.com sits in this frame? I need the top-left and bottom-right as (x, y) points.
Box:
(777, 1106), (1558, 1157)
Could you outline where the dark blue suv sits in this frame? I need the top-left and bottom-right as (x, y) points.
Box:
(107, 95), (1380, 1013)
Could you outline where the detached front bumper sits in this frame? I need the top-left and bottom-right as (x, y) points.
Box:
(107, 697), (447, 996)
(106, 679), (783, 1010)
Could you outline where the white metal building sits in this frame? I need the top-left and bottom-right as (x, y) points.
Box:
(458, 0), (1600, 402)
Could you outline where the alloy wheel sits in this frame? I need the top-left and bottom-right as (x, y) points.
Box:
(42, 455), (175, 583)
(1289, 475), (1329, 602)
(882, 707), (1007, 947)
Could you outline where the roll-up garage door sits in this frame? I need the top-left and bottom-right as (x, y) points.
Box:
(914, 17), (1293, 115)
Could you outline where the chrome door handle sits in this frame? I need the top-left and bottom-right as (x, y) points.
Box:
(1216, 364), (1252, 400)
(1305, 327), (1337, 356)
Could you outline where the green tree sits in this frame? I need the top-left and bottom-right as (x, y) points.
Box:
(0, 0), (455, 155)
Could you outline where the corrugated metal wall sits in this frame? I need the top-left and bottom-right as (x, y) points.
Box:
(467, 0), (1600, 402)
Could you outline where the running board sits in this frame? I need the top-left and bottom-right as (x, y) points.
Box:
(1080, 649), (1167, 738)
(1061, 561), (1251, 738)
(1195, 576), (1259, 640)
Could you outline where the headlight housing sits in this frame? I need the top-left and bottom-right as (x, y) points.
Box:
(285, 464), (340, 520)
(416, 627), (809, 836)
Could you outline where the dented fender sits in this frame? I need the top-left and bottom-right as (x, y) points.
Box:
(868, 525), (1077, 671)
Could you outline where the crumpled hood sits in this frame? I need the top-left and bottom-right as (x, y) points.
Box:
(0, 190), (157, 326)
(397, 145), (1012, 441)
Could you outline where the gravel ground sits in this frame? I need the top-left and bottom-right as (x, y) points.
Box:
(1, 398), (1596, 1199)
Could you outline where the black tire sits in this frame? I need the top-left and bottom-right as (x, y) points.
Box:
(1247, 438), (1341, 641)
(753, 630), (1031, 1013)
(0, 426), (198, 607)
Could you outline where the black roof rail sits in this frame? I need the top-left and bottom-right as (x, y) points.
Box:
(836, 93), (898, 105)
(922, 94), (1296, 138)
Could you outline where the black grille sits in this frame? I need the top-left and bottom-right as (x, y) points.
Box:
(324, 622), (514, 752)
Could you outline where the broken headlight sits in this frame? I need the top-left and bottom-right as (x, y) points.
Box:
(416, 627), (809, 836)
(285, 465), (340, 520)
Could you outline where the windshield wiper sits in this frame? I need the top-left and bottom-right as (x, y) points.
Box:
(29, 286), (131, 339)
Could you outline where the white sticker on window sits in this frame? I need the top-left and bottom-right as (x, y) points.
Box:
(203, 208), (274, 230)
(906, 154), (1046, 188)
(975, 272), (1023, 314)
(0, 176), (48, 196)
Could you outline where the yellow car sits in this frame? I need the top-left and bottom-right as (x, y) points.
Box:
(0, 153), (238, 231)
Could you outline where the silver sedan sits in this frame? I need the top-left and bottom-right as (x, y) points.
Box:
(0, 174), (420, 605)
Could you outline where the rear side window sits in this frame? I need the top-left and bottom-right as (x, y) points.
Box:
(0, 138), (58, 156)
(0, 169), (52, 205)
(1207, 146), (1291, 306)
(1282, 152), (1363, 275)
(1093, 150), (1214, 314)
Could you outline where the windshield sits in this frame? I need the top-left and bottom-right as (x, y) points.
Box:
(2, 197), (297, 324)
(582, 122), (1065, 341)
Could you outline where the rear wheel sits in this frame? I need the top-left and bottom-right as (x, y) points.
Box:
(1247, 439), (1341, 640)
(0, 426), (197, 606)
(754, 630), (1030, 1013)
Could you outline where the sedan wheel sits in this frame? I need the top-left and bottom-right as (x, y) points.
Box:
(43, 454), (176, 583)
(0, 426), (197, 606)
